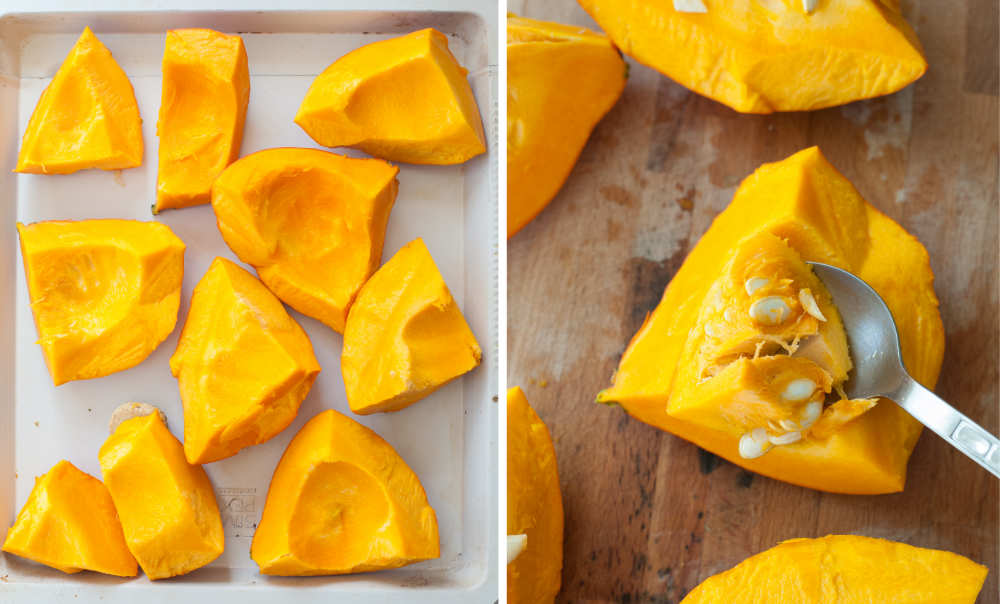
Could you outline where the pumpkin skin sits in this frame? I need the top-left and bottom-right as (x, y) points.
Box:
(341, 238), (481, 415)
(507, 14), (626, 238)
(211, 148), (398, 333)
(576, 0), (926, 113)
(296, 29), (486, 165)
(99, 413), (224, 580)
(507, 387), (563, 604)
(680, 535), (987, 603)
(597, 147), (944, 494)
(155, 29), (250, 212)
(170, 257), (320, 464)
(15, 27), (142, 173)
(2, 460), (137, 577)
(17, 220), (185, 386)
(250, 409), (439, 576)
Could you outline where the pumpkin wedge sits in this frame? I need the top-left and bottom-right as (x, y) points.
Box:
(170, 258), (320, 464)
(597, 147), (944, 494)
(16, 27), (142, 174)
(341, 238), (481, 415)
(99, 412), (224, 579)
(251, 409), (439, 575)
(507, 14), (626, 237)
(2, 460), (137, 577)
(17, 220), (185, 386)
(507, 387), (563, 604)
(296, 28), (486, 165)
(681, 535), (987, 603)
(577, 0), (926, 113)
(155, 29), (250, 212)
(211, 148), (398, 333)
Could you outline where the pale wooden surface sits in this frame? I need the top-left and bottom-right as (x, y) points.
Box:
(507, 1), (999, 602)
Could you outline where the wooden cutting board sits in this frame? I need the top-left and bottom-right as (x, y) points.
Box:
(507, 1), (999, 602)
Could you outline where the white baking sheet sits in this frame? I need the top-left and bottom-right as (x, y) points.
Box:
(0, 3), (498, 602)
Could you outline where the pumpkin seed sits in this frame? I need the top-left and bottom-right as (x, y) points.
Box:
(739, 431), (771, 459)
(803, 0), (818, 13)
(769, 431), (802, 446)
(744, 277), (770, 296)
(799, 288), (827, 321)
(800, 400), (823, 429)
(779, 418), (801, 432)
(749, 296), (791, 325)
(507, 534), (527, 564)
(673, 0), (708, 13)
(781, 377), (817, 402)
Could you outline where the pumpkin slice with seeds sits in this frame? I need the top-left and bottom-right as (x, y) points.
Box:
(597, 147), (944, 494)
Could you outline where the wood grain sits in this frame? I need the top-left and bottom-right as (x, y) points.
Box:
(506, 1), (999, 602)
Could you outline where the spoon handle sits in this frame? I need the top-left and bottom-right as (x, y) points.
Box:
(891, 377), (1000, 479)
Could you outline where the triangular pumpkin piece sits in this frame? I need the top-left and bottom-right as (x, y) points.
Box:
(295, 28), (486, 165)
(341, 238), (482, 414)
(251, 409), (439, 575)
(597, 147), (944, 494)
(99, 412), (224, 579)
(2, 460), (137, 576)
(170, 257), (320, 464)
(16, 27), (143, 174)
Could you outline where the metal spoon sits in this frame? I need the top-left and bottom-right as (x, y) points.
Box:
(808, 262), (1000, 478)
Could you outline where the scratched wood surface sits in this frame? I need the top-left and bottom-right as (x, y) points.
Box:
(506, 1), (999, 602)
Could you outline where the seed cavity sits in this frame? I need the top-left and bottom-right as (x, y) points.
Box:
(507, 534), (528, 564)
(800, 400), (823, 429)
(781, 378), (817, 402)
(739, 431), (772, 459)
(749, 296), (791, 325)
(674, 0), (708, 12)
(769, 431), (802, 446)
(744, 277), (770, 296)
(799, 288), (827, 322)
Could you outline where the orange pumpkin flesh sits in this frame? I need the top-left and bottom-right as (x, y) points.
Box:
(155, 28), (250, 212)
(681, 535), (987, 603)
(598, 147), (943, 494)
(15, 27), (143, 174)
(507, 387), (563, 604)
(250, 409), (439, 575)
(577, 0), (926, 113)
(211, 148), (398, 333)
(2, 460), (137, 577)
